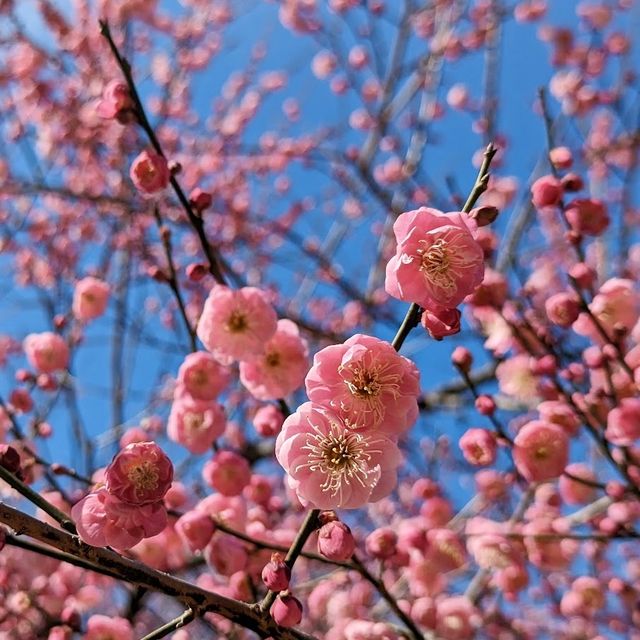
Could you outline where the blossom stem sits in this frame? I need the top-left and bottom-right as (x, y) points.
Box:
(140, 608), (195, 640)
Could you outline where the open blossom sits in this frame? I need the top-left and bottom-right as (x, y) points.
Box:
(105, 441), (173, 505)
(202, 450), (251, 496)
(23, 332), (69, 373)
(176, 351), (230, 401)
(305, 334), (420, 434)
(167, 396), (226, 454)
(72, 277), (110, 322)
(197, 285), (278, 364)
(459, 428), (497, 466)
(71, 489), (167, 549)
(129, 150), (170, 196)
(84, 615), (133, 640)
(276, 403), (402, 509)
(385, 207), (485, 309)
(513, 420), (569, 482)
(239, 319), (309, 400)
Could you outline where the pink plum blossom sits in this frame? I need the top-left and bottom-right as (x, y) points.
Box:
(71, 489), (167, 550)
(606, 397), (640, 446)
(252, 405), (285, 437)
(167, 396), (226, 454)
(23, 332), (69, 373)
(459, 428), (497, 466)
(83, 615), (133, 640)
(202, 450), (251, 496)
(239, 319), (309, 400)
(531, 175), (563, 208)
(72, 277), (110, 322)
(385, 207), (485, 309)
(104, 441), (174, 505)
(275, 403), (402, 509)
(513, 420), (569, 482)
(197, 285), (278, 364)
(129, 150), (170, 196)
(175, 351), (230, 401)
(305, 334), (419, 434)
(421, 306), (461, 339)
(95, 80), (134, 120)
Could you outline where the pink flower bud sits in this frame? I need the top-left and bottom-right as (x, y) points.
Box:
(105, 441), (174, 505)
(176, 510), (216, 552)
(317, 520), (356, 561)
(569, 263), (595, 289)
(549, 146), (573, 169)
(451, 347), (473, 372)
(469, 205), (499, 227)
(565, 198), (609, 236)
(561, 172), (584, 192)
(475, 394), (496, 416)
(262, 552), (291, 591)
(421, 307), (461, 340)
(129, 150), (170, 197)
(185, 263), (208, 281)
(531, 175), (563, 208)
(9, 388), (32, 413)
(270, 593), (303, 627)
(189, 188), (213, 212)
(96, 80), (134, 120)
(202, 450), (251, 496)
(365, 527), (397, 559)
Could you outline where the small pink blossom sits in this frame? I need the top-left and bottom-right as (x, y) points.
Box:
(421, 306), (461, 340)
(565, 198), (609, 236)
(239, 319), (309, 400)
(513, 420), (569, 482)
(95, 80), (134, 120)
(531, 175), (563, 208)
(129, 150), (170, 196)
(202, 450), (251, 496)
(606, 398), (640, 446)
(197, 285), (278, 364)
(459, 428), (497, 466)
(385, 207), (485, 309)
(83, 614), (133, 640)
(317, 520), (356, 561)
(262, 552), (291, 591)
(252, 405), (285, 437)
(270, 593), (303, 627)
(204, 532), (248, 575)
(176, 351), (230, 401)
(559, 463), (597, 504)
(23, 332), (69, 373)
(305, 334), (420, 434)
(167, 396), (226, 454)
(545, 291), (580, 327)
(275, 403), (402, 509)
(72, 489), (167, 550)
(435, 596), (478, 640)
(72, 277), (110, 322)
(175, 510), (216, 552)
(105, 441), (174, 505)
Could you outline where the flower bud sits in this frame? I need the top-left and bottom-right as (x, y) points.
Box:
(365, 527), (397, 559)
(0, 444), (21, 473)
(475, 394), (496, 416)
(176, 510), (216, 552)
(469, 205), (499, 227)
(317, 520), (356, 561)
(262, 553), (291, 592)
(451, 346), (473, 372)
(270, 593), (303, 627)
(189, 188), (213, 212)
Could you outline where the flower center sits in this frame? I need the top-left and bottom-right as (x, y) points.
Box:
(265, 351), (280, 367)
(418, 237), (456, 291)
(300, 421), (380, 498)
(345, 367), (381, 398)
(127, 461), (159, 492)
(225, 310), (248, 333)
(184, 411), (205, 432)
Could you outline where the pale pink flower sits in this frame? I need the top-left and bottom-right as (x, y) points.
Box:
(545, 291), (580, 327)
(23, 332), (69, 373)
(513, 420), (569, 482)
(496, 354), (538, 402)
(167, 396), (226, 454)
(95, 80), (134, 120)
(606, 398), (640, 446)
(83, 614), (133, 640)
(202, 450), (251, 496)
(129, 150), (170, 196)
(565, 198), (609, 236)
(239, 319), (309, 400)
(459, 428), (497, 466)
(176, 351), (230, 401)
(104, 441), (173, 505)
(385, 207), (484, 309)
(435, 596), (479, 640)
(72, 489), (167, 550)
(197, 285), (278, 364)
(573, 278), (639, 341)
(305, 334), (420, 434)
(276, 403), (402, 509)
(252, 405), (285, 437)
(175, 510), (216, 552)
(531, 175), (563, 208)
(72, 277), (110, 322)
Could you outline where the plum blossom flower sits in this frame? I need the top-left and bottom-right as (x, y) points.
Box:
(95, 80), (134, 120)
(23, 332), (69, 373)
(606, 397), (640, 446)
(197, 285), (278, 364)
(167, 396), (226, 454)
(202, 450), (251, 496)
(513, 420), (569, 482)
(175, 351), (230, 401)
(239, 319), (309, 400)
(421, 306), (461, 340)
(71, 489), (167, 550)
(72, 277), (110, 322)
(129, 150), (170, 196)
(275, 403), (402, 509)
(105, 441), (173, 505)
(385, 207), (484, 309)
(305, 334), (419, 434)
